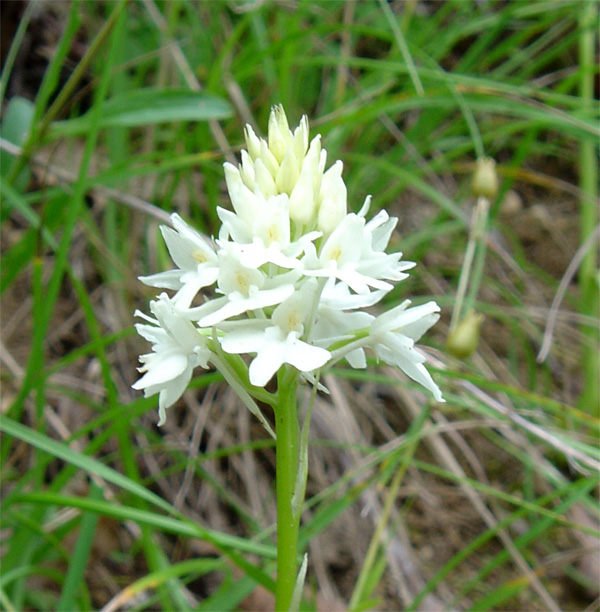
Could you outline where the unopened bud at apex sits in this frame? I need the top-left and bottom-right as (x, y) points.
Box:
(446, 310), (484, 358)
(268, 104), (292, 163)
(472, 157), (498, 199)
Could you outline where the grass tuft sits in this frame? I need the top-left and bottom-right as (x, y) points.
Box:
(1, 1), (598, 610)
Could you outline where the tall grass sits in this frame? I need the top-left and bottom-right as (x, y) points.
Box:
(1, 1), (598, 610)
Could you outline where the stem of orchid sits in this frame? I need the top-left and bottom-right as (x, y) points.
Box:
(292, 373), (319, 516)
(275, 365), (301, 611)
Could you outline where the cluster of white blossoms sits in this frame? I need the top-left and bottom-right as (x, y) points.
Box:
(134, 106), (444, 425)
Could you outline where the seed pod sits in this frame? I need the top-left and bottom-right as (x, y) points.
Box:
(472, 157), (498, 199)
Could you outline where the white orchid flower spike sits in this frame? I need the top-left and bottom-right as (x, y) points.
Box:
(134, 105), (443, 425)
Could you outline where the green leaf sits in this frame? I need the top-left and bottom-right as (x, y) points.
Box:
(49, 89), (232, 136)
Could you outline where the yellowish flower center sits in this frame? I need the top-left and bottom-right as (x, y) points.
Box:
(235, 271), (251, 294)
(266, 224), (280, 244)
(193, 250), (208, 263)
(286, 311), (302, 333)
(329, 245), (343, 262)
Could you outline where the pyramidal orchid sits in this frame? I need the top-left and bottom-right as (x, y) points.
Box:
(134, 105), (443, 610)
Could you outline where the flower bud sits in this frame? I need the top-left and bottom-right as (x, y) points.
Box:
(224, 162), (258, 223)
(289, 164), (315, 226)
(318, 161), (347, 234)
(292, 115), (309, 162)
(276, 148), (299, 195)
(289, 135), (321, 225)
(268, 105), (291, 163)
(244, 125), (261, 160)
(446, 310), (484, 358)
(239, 150), (255, 189)
(471, 158), (498, 199)
(259, 139), (279, 177)
(254, 158), (277, 199)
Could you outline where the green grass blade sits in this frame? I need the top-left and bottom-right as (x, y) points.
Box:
(49, 90), (232, 137)
(55, 483), (103, 612)
(407, 475), (597, 612)
(0, 416), (174, 514)
(14, 491), (276, 562)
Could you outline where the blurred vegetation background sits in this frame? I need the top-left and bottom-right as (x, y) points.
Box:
(1, 1), (598, 610)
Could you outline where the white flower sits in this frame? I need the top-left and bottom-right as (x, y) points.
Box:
(318, 277), (388, 311)
(188, 247), (299, 327)
(139, 214), (219, 309)
(221, 283), (331, 386)
(308, 279), (377, 366)
(303, 212), (413, 294)
(221, 325), (330, 387)
(311, 306), (372, 369)
(217, 191), (306, 269)
(217, 179), (321, 270)
(132, 294), (212, 425)
(360, 208), (415, 282)
(368, 300), (444, 402)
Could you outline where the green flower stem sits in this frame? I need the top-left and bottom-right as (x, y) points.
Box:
(292, 376), (319, 517)
(450, 195), (489, 330)
(463, 196), (490, 317)
(275, 366), (301, 612)
(578, 2), (599, 415)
